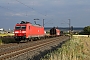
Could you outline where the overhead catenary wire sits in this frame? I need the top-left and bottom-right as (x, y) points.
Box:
(0, 0), (53, 26)
(0, 5), (15, 12)
(15, 0), (47, 17)
(0, 1), (29, 17)
(15, 0), (34, 10)
(0, 0), (49, 18)
(15, 0), (52, 26)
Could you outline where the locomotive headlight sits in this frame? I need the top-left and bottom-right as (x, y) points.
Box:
(15, 31), (19, 33)
(22, 31), (26, 33)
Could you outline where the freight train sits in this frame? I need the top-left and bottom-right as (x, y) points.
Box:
(14, 21), (61, 42)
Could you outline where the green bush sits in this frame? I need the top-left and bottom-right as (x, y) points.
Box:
(0, 37), (16, 44)
(0, 39), (2, 44)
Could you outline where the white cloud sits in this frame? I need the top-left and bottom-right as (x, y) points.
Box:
(5, 12), (25, 16)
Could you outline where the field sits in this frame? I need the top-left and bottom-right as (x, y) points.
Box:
(41, 36), (90, 60)
(0, 33), (14, 37)
(0, 33), (15, 44)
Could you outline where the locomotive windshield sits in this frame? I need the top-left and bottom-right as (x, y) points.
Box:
(21, 26), (26, 29)
(15, 26), (26, 30)
(15, 26), (21, 30)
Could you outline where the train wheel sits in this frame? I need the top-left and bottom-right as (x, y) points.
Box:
(15, 39), (20, 44)
(38, 37), (41, 40)
(30, 39), (33, 41)
(16, 41), (20, 44)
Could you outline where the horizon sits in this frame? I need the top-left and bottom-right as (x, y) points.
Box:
(0, 26), (84, 31)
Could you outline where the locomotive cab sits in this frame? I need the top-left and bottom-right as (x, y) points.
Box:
(14, 21), (29, 41)
(14, 25), (27, 41)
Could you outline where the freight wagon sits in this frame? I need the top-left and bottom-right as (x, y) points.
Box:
(50, 27), (60, 36)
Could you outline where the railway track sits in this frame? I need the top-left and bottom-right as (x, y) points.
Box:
(0, 36), (69, 60)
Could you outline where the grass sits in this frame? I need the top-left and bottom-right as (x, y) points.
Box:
(0, 33), (15, 44)
(0, 33), (14, 37)
(41, 36), (90, 60)
(0, 39), (2, 45)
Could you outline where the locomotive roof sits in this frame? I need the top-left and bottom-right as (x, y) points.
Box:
(32, 24), (43, 27)
(16, 21), (43, 27)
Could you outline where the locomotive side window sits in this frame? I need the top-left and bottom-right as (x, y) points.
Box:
(15, 26), (26, 30)
(15, 26), (21, 30)
(29, 26), (30, 30)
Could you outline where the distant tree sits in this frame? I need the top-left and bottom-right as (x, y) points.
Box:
(83, 26), (90, 35)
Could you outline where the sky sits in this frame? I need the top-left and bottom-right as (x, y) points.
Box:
(0, 0), (90, 30)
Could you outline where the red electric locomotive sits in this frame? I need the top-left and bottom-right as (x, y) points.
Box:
(14, 21), (45, 41)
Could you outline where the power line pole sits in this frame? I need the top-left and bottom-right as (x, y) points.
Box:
(68, 19), (71, 39)
(68, 19), (71, 34)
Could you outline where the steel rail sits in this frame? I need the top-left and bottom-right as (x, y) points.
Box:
(0, 36), (69, 60)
